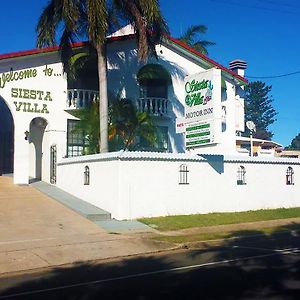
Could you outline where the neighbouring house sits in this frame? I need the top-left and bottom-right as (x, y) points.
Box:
(275, 149), (300, 158)
(236, 136), (282, 157)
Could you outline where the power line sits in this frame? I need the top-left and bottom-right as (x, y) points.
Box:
(246, 71), (300, 79)
(261, 0), (300, 10)
(210, 0), (300, 16)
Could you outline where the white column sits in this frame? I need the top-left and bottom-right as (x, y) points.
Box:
(13, 121), (30, 184)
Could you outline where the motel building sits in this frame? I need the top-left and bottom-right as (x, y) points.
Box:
(0, 26), (299, 220)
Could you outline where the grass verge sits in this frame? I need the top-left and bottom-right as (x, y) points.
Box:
(139, 207), (300, 231)
(152, 224), (300, 245)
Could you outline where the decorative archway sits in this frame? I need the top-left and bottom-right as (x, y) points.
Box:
(0, 97), (14, 175)
(29, 117), (48, 181)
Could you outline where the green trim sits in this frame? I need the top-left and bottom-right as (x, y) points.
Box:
(137, 64), (171, 81)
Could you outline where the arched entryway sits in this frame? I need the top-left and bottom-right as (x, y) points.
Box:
(29, 117), (48, 181)
(0, 97), (14, 175)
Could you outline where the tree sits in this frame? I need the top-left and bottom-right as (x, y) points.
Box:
(72, 100), (100, 154)
(108, 98), (155, 151)
(72, 97), (155, 153)
(286, 133), (300, 150)
(36, 0), (168, 153)
(244, 81), (277, 140)
(177, 25), (215, 55)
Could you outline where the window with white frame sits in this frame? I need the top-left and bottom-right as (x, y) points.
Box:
(286, 166), (294, 185)
(237, 165), (246, 185)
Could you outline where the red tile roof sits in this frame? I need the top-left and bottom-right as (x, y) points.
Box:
(0, 33), (247, 83)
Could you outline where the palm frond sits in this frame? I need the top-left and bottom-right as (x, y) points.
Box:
(178, 25), (207, 43)
(178, 24), (215, 56)
(113, 0), (168, 61)
(86, 0), (107, 46)
(67, 45), (97, 80)
(36, 0), (58, 47)
(59, 27), (77, 73)
(196, 40), (216, 47)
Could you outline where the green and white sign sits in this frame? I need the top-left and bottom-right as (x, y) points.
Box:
(185, 120), (216, 148)
(184, 68), (222, 148)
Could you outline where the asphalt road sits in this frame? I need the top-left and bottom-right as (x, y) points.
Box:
(1, 231), (300, 299)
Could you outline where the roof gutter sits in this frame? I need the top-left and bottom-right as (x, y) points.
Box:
(163, 35), (248, 86)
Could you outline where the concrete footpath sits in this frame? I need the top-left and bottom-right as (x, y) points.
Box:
(0, 232), (173, 275)
(1, 175), (300, 277)
(0, 176), (173, 276)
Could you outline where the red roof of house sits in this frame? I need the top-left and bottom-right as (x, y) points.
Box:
(166, 35), (247, 83)
(0, 33), (247, 84)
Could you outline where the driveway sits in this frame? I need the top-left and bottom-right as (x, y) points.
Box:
(0, 175), (105, 243)
(0, 176), (171, 275)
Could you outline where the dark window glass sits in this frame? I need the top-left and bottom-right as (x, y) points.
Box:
(67, 120), (87, 157)
(84, 166), (90, 185)
(140, 126), (168, 152)
(139, 79), (168, 98)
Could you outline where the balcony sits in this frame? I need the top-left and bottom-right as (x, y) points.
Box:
(66, 89), (99, 110)
(66, 91), (171, 118)
(137, 97), (170, 118)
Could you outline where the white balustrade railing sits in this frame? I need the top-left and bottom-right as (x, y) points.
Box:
(67, 89), (99, 109)
(137, 97), (170, 117)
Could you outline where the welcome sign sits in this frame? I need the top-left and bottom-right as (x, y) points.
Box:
(0, 65), (62, 114)
(184, 68), (222, 148)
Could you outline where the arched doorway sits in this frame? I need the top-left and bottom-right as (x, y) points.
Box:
(29, 117), (48, 181)
(0, 98), (14, 175)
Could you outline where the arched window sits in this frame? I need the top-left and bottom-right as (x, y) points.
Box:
(237, 166), (246, 185)
(179, 164), (189, 185)
(286, 167), (294, 185)
(137, 64), (170, 100)
(84, 166), (90, 185)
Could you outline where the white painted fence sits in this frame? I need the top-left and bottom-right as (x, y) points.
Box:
(56, 152), (300, 220)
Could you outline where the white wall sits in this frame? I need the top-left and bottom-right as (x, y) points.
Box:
(0, 53), (70, 184)
(56, 152), (300, 220)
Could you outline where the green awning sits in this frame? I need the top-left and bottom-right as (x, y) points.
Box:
(137, 64), (171, 81)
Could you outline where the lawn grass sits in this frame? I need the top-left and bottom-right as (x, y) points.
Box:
(153, 224), (300, 244)
(139, 207), (300, 231)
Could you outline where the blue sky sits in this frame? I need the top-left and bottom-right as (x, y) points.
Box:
(1, 0), (300, 146)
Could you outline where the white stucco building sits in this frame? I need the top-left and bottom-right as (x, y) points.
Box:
(0, 29), (247, 184)
(1, 28), (298, 219)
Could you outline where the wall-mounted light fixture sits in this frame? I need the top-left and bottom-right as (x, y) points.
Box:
(24, 131), (30, 141)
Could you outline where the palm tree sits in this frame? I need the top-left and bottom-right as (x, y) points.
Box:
(72, 100), (100, 154)
(36, 0), (168, 153)
(109, 98), (155, 151)
(71, 96), (155, 153)
(178, 25), (215, 55)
